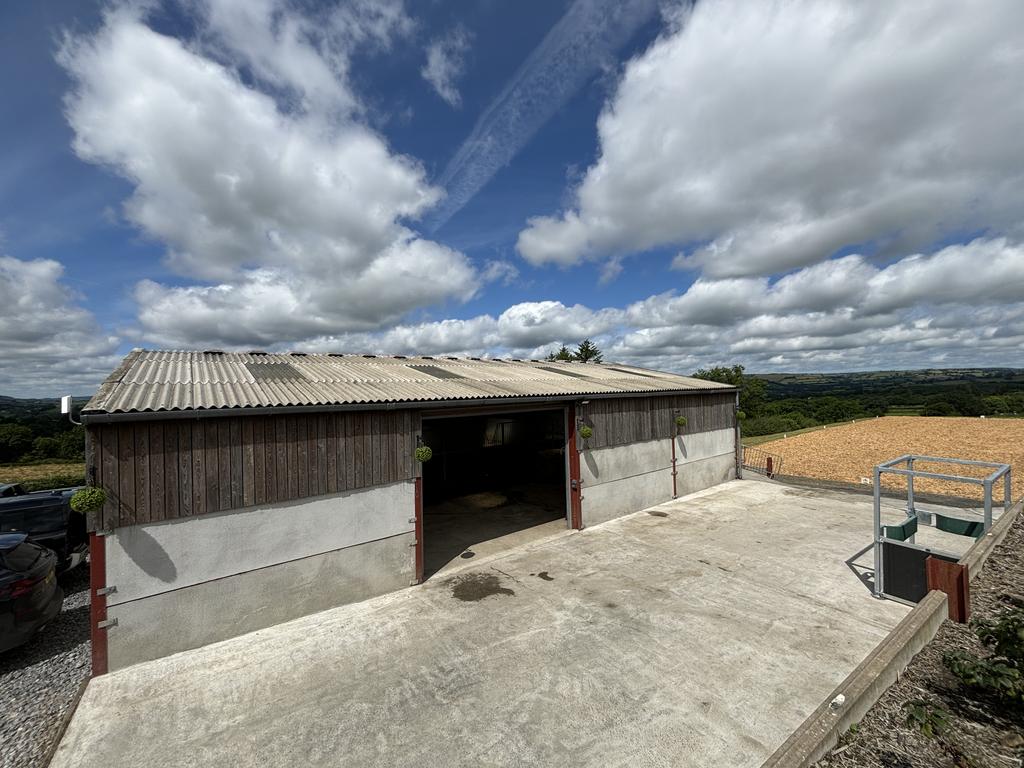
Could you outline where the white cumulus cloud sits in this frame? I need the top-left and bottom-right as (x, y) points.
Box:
(59, 1), (477, 349)
(517, 0), (1024, 277)
(0, 255), (120, 395)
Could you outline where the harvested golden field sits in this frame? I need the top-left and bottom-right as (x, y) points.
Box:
(758, 416), (1023, 503)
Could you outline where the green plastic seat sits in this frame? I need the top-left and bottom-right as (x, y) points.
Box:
(884, 516), (918, 541)
(934, 514), (985, 539)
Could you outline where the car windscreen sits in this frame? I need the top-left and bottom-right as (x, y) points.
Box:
(0, 542), (43, 572)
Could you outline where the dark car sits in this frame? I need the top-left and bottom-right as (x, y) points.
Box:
(0, 483), (88, 571)
(0, 533), (64, 653)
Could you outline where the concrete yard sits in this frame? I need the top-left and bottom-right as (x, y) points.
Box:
(54, 479), (917, 768)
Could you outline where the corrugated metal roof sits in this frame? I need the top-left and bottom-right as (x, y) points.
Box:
(83, 349), (734, 416)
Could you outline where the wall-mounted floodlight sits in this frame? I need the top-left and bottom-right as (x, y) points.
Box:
(61, 395), (82, 426)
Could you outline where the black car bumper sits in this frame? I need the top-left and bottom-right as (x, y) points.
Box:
(0, 584), (64, 654)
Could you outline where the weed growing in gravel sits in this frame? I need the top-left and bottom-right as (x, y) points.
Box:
(903, 699), (950, 737)
(944, 604), (1024, 703)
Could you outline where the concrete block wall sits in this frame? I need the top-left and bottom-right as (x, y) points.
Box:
(580, 428), (736, 527)
(102, 480), (415, 670)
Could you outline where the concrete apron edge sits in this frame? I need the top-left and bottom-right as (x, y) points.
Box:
(761, 496), (1024, 768)
(44, 677), (90, 768)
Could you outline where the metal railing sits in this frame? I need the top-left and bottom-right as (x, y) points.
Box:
(873, 454), (1012, 603)
(742, 446), (784, 478)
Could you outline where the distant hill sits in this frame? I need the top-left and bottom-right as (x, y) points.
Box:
(0, 395), (91, 423)
(751, 368), (1024, 399)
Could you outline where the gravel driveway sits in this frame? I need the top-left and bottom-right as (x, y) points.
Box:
(1, 565), (90, 768)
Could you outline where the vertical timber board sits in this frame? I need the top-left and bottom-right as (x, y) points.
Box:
(177, 422), (192, 517)
(117, 423), (136, 526)
(362, 412), (373, 489)
(389, 410), (401, 484)
(84, 428), (99, 531)
(342, 415), (354, 493)
(315, 415), (325, 495)
(99, 425), (118, 530)
(402, 411), (413, 481)
(296, 416), (309, 498)
(275, 416), (288, 504)
(371, 412), (383, 488)
(351, 413), (364, 489)
(380, 412), (390, 486)
(192, 421), (206, 517)
(217, 419), (231, 512)
(229, 418), (243, 509)
(242, 418), (255, 508)
(252, 417), (266, 507)
(313, 417), (325, 495)
(148, 422), (164, 523)
(134, 424), (150, 524)
(285, 416), (298, 500)
(411, 411), (422, 479)
(163, 423), (178, 520)
(326, 414), (338, 494)
(266, 416), (279, 504)
(204, 420), (219, 514)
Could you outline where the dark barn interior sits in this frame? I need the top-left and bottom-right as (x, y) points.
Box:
(421, 409), (567, 577)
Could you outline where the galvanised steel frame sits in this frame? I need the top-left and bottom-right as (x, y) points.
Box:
(872, 455), (1012, 602)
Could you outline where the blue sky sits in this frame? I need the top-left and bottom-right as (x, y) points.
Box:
(1, 0), (1023, 396)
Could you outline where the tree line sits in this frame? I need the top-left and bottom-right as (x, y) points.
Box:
(0, 397), (86, 464)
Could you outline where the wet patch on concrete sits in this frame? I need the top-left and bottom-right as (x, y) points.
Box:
(648, 510), (669, 517)
(451, 573), (515, 602)
(536, 571), (554, 581)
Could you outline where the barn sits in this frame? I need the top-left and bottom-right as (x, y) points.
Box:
(81, 350), (739, 673)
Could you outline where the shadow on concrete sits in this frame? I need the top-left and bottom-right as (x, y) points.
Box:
(676, 435), (688, 460)
(845, 542), (877, 595)
(120, 527), (177, 583)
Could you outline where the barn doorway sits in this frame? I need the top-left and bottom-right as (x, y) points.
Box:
(421, 408), (568, 578)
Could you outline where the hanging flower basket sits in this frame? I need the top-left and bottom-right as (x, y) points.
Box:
(674, 415), (688, 429)
(70, 487), (107, 514)
(414, 445), (433, 463)
(578, 425), (593, 440)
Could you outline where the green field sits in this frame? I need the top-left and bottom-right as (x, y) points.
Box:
(0, 462), (86, 491)
(885, 405), (924, 416)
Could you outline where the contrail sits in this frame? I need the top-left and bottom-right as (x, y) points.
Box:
(427, 0), (661, 231)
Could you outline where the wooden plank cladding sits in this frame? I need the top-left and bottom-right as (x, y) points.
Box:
(581, 392), (736, 450)
(88, 410), (421, 531)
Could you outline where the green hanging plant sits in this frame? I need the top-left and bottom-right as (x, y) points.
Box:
(737, 411), (747, 421)
(414, 445), (433, 463)
(674, 415), (688, 429)
(70, 487), (107, 514)
(578, 424), (593, 440)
